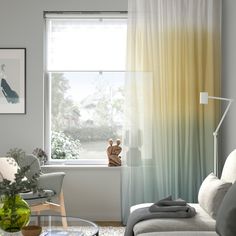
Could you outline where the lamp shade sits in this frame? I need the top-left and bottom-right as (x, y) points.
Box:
(200, 92), (208, 104)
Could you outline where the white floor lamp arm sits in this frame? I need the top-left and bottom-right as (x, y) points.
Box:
(213, 98), (233, 134)
(211, 98), (233, 176)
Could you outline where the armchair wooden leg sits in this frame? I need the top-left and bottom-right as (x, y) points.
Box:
(28, 191), (67, 227)
(59, 191), (67, 227)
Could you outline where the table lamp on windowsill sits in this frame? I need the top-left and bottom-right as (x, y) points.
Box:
(200, 92), (234, 176)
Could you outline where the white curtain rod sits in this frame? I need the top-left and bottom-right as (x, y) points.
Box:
(44, 11), (127, 19)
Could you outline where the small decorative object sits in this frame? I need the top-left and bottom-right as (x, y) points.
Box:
(0, 160), (39, 232)
(107, 139), (122, 167)
(21, 225), (42, 236)
(32, 148), (48, 165)
(0, 48), (26, 114)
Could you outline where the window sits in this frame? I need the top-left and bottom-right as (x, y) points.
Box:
(45, 12), (127, 164)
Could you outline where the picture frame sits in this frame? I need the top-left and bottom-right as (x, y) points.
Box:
(0, 48), (26, 114)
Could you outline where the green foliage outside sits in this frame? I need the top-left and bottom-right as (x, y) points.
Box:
(51, 131), (81, 159)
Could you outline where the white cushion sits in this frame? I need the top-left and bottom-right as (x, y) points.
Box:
(221, 149), (236, 183)
(198, 172), (232, 219)
(0, 157), (19, 182)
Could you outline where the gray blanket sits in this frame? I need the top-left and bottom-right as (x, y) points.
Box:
(124, 198), (196, 236)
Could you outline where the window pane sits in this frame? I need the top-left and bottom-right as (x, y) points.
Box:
(50, 72), (125, 160)
(47, 18), (127, 71)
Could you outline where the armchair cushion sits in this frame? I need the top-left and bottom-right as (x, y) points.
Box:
(198, 172), (232, 219)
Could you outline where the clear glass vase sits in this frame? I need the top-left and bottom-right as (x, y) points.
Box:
(0, 194), (30, 232)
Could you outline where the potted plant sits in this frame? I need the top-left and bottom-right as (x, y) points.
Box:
(0, 158), (40, 233)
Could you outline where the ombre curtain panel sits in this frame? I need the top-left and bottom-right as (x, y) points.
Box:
(122, 0), (221, 224)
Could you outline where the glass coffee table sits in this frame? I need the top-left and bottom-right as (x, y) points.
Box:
(0, 215), (99, 236)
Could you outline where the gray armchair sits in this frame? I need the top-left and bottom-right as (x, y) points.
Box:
(17, 154), (66, 218)
(0, 155), (66, 222)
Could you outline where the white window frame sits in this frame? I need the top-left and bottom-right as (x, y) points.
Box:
(44, 11), (127, 165)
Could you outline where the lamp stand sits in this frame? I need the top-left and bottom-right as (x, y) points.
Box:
(213, 132), (218, 176)
(210, 96), (233, 176)
(200, 92), (233, 177)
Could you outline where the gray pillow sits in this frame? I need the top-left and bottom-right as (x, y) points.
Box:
(216, 182), (236, 236)
(198, 172), (232, 219)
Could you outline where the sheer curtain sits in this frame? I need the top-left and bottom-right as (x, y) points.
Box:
(122, 0), (221, 224)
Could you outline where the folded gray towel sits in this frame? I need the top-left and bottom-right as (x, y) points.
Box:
(149, 196), (188, 212)
(149, 204), (191, 212)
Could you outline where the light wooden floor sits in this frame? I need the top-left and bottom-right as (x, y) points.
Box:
(95, 221), (124, 227)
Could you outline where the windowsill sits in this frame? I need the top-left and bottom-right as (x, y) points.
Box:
(41, 164), (121, 170)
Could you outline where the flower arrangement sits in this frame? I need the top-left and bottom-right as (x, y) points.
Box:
(0, 156), (39, 198)
(0, 163), (39, 198)
(0, 154), (40, 232)
(0, 147), (49, 197)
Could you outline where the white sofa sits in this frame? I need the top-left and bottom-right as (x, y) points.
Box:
(130, 150), (236, 236)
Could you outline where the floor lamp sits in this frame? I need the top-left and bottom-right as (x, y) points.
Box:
(200, 92), (234, 177)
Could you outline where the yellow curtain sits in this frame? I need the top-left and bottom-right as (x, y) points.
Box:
(122, 0), (221, 224)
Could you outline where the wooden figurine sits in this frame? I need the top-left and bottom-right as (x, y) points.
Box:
(107, 139), (122, 166)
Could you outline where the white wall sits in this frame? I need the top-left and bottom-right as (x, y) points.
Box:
(42, 165), (121, 221)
